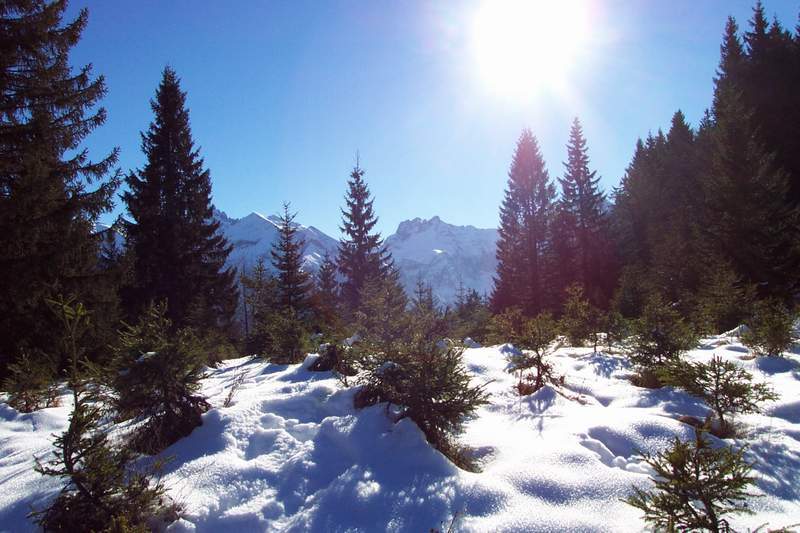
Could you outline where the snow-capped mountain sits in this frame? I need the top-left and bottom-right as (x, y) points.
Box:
(100, 210), (497, 303)
(384, 216), (497, 304)
(215, 209), (338, 277)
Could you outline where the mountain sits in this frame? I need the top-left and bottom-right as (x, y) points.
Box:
(384, 216), (497, 304)
(99, 211), (498, 304)
(215, 209), (338, 278)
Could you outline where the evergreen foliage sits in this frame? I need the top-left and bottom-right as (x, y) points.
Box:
(354, 269), (410, 359)
(491, 129), (556, 315)
(451, 283), (491, 343)
(520, 312), (558, 359)
(741, 298), (796, 357)
(112, 303), (209, 454)
(0, 0), (121, 376)
(630, 295), (698, 371)
(33, 296), (168, 531)
(241, 258), (279, 355)
(271, 203), (312, 312)
(354, 343), (489, 469)
(487, 307), (527, 346)
(1, 349), (59, 412)
(507, 314), (559, 395)
(338, 162), (392, 314)
(555, 118), (612, 307)
(625, 428), (756, 531)
(560, 284), (601, 349)
(122, 67), (237, 332)
(660, 355), (778, 434)
(312, 251), (342, 337)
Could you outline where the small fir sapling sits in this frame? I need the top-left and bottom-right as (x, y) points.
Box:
(659, 355), (778, 435)
(625, 428), (756, 532)
(354, 343), (489, 470)
(2, 349), (59, 412)
(741, 298), (796, 357)
(507, 313), (560, 394)
(487, 306), (527, 346)
(630, 295), (697, 388)
(112, 302), (209, 454)
(631, 295), (698, 368)
(32, 296), (169, 531)
(603, 309), (631, 352)
(560, 284), (601, 349)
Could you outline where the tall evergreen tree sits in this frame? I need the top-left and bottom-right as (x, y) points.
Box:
(338, 161), (392, 313)
(270, 203), (312, 313)
(0, 1), (120, 375)
(123, 67), (237, 331)
(491, 129), (556, 315)
(312, 251), (341, 337)
(316, 252), (339, 303)
(556, 118), (609, 307)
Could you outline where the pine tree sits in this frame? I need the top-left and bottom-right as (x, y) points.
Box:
(112, 303), (210, 454)
(706, 70), (799, 298)
(741, 2), (800, 207)
(271, 203), (312, 313)
(241, 257), (279, 355)
(312, 251), (341, 337)
(316, 251), (339, 302)
(557, 118), (609, 307)
(122, 67), (237, 332)
(491, 129), (556, 315)
(0, 1), (121, 375)
(625, 428), (756, 531)
(33, 296), (166, 530)
(338, 161), (392, 314)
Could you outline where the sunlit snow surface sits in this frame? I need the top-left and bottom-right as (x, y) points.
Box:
(2, 334), (799, 532)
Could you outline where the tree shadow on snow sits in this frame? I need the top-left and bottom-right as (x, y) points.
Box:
(747, 439), (800, 501)
(584, 352), (630, 379)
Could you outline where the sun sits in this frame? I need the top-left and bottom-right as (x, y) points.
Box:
(471, 0), (590, 99)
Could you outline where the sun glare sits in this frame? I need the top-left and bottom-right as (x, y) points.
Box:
(472, 0), (590, 99)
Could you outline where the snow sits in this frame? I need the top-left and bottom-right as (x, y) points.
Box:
(385, 216), (498, 303)
(2, 333), (799, 531)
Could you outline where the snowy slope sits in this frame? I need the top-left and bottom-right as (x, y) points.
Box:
(215, 209), (338, 277)
(385, 216), (497, 304)
(2, 333), (798, 532)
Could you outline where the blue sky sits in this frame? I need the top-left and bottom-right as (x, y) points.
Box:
(68, 1), (798, 238)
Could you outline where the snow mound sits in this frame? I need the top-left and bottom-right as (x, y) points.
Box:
(2, 333), (799, 531)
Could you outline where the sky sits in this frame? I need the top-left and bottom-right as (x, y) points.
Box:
(66, 0), (799, 238)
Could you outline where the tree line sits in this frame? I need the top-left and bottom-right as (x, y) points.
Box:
(491, 2), (800, 337)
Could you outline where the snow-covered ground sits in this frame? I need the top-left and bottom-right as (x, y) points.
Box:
(1, 334), (799, 531)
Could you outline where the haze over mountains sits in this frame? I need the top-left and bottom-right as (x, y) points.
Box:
(213, 210), (497, 303)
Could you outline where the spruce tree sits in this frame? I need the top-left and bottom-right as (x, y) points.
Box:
(557, 118), (609, 307)
(316, 252), (339, 302)
(271, 203), (312, 313)
(0, 1), (120, 375)
(491, 129), (556, 315)
(337, 161), (392, 314)
(313, 251), (341, 337)
(123, 67), (237, 331)
(706, 69), (799, 298)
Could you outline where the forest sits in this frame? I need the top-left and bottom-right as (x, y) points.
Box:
(1, 1), (799, 531)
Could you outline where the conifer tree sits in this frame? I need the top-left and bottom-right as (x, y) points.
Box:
(337, 161), (392, 313)
(0, 1), (120, 375)
(313, 251), (341, 337)
(557, 118), (609, 307)
(706, 68), (799, 298)
(271, 203), (312, 313)
(316, 252), (339, 302)
(241, 257), (279, 354)
(123, 67), (237, 331)
(491, 129), (556, 315)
